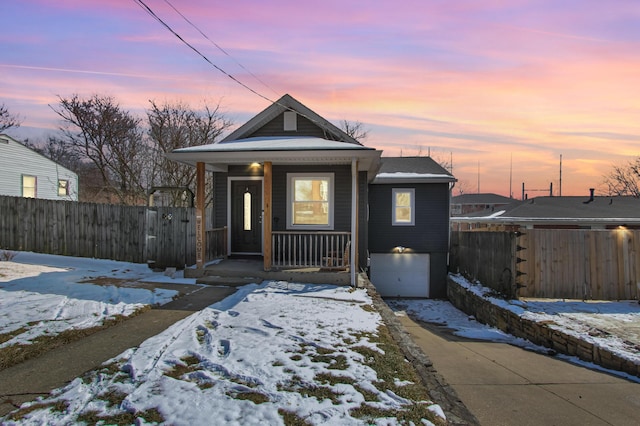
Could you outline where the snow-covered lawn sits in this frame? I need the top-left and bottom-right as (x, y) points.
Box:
(389, 274), (640, 383)
(1, 253), (445, 425)
(0, 252), (187, 350)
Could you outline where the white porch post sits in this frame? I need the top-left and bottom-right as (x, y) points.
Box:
(351, 158), (359, 286)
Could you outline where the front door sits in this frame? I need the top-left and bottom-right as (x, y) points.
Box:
(231, 180), (262, 253)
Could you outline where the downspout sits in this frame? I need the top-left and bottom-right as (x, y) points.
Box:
(448, 180), (456, 270)
(351, 158), (358, 287)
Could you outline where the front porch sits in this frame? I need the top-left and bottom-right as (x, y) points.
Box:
(185, 257), (352, 285)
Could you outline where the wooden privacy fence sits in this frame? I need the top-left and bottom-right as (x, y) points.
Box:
(450, 229), (640, 300)
(0, 195), (207, 269)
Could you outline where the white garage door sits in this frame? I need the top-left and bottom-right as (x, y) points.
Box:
(369, 253), (430, 298)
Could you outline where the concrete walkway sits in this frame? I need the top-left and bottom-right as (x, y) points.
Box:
(0, 285), (236, 416)
(399, 314), (640, 426)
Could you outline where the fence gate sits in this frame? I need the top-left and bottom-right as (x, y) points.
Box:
(145, 207), (196, 270)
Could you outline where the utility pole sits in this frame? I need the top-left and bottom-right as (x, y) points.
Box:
(559, 154), (563, 197)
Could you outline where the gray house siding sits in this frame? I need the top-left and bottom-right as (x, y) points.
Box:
(247, 112), (342, 140)
(368, 182), (450, 252)
(213, 164), (368, 269)
(368, 182), (451, 297)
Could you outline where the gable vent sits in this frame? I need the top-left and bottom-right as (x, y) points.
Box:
(283, 111), (297, 131)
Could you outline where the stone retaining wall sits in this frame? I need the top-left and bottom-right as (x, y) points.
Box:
(447, 276), (640, 379)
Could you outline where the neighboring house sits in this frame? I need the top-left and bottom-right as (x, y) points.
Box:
(452, 189), (640, 230)
(451, 192), (513, 216)
(0, 134), (78, 201)
(167, 94), (456, 297)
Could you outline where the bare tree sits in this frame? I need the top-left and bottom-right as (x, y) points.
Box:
(147, 99), (233, 206)
(602, 158), (640, 197)
(0, 103), (22, 132)
(51, 94), (149, 205)
(340, 119), (369, 141)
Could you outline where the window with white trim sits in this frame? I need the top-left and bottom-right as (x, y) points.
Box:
(58, 179), (70, 196)
(287, 173), (334, 229)
(22, 175), (36, 198)
(392, 188), (414, 226)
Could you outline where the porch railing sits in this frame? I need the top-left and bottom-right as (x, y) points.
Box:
(271, 231), (351, 270)
(205, 226), (227, 263)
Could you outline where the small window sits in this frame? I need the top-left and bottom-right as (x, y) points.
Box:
(22, 175), (37, 198)
(58, 180), (69, 196)
(392, 188), (414, 226)
(287, 173), (334, 229)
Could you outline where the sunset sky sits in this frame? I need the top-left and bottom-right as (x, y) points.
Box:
(2, 0), (639, 197)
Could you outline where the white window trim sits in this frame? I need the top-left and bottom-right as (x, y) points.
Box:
(22, 175), (37, 198)
(286, 173), (334, 230)
(392, 188), (415, 226)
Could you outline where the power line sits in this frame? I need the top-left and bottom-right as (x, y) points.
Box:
(132, 0), (275, 105)
(131, 0), (354, 143)
(161, 0), (278, 96)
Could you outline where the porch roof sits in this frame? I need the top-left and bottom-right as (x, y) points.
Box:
(167, 136), (382, 177)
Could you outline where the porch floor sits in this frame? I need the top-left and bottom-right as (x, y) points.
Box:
(185, 257), (351, 286)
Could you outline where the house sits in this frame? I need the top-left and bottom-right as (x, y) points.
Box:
(451, 189), (640, 230)
(167, 94), (455, 297)
(0, 134), (78, 201)
(451, 193), (513, 216)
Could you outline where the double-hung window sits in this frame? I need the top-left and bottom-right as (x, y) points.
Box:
(392, 188), (415, 226)
(22, 175), (36, 198)
(287, 173), (334, 229)
(58, 179), (69, 196)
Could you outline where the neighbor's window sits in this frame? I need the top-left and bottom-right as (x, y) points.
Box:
(22, 175), (36, 198)
(392, 188), (415, 226)
(58, 179), (69, 196)
(287, 173), (334, 229)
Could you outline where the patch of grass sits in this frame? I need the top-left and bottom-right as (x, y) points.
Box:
(278, 408), (312, 426)
(352, 325), (431, 402)
(353, 384), (380, 402)
(314, 372), (356, 387)
(350, 402), (445, 426)
(309, 353), (349, 370)
(164, 355), (201, 380)
(278, 376), (343, 405)
(272, 360), (285, 367)
(97, 389), (128, 408)
(360, 304), (376, 312)
(0, 327), (28, 345)
(76, 407), (164, 425)
(290, 354), (303, 361)
(5, 400), (68, 422)
(0, 307), (150, 371)
(229, 390), (270, 404)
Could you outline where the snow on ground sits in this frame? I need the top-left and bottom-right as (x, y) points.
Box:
(388, 274), (640, 383)
(1, 252), (444, 425)
(0, 252), (186, 348)
(4, 281), (444, 425)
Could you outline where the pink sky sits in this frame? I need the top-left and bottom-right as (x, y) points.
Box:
(2, 0), (640, 197)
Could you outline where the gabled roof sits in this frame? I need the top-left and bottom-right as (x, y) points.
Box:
(167, 95), (382, 177)
(222, 94), (360, 144)
(372, 156), (456, 184)
(452, 193), (513, 205)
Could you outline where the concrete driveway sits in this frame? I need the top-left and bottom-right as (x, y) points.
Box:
(399, 314), (640, 426)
